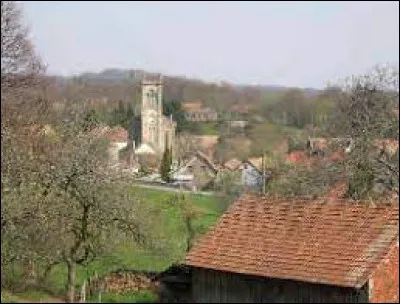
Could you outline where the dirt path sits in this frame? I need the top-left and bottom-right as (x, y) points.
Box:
(133, 181), (214, 196)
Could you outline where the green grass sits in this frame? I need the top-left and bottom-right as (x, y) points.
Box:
(12, 289), (52, 301)
(44, 186), (222, 299)
(1, 291), (17, 303)
(199, 122), (220, 135)
(183, 121), (220, 135)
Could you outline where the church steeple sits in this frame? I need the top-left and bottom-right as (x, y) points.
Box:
(135, 73), (175, 158)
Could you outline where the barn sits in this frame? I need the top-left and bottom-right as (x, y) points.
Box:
(185, 194), (399, 303)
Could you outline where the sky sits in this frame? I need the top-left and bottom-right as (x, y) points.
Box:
(22, 1), (399, 88)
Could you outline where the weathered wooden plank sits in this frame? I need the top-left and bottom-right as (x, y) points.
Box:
(192, 268), (368, 303)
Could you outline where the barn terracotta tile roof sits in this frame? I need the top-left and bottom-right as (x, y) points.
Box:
(185, 194), (399, 288)
(325, 181), (348, 199)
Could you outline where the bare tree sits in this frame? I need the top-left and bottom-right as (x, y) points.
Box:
(1, 3), (161, 301)
(329, 65), (399, 198)
(2, 116), (162, 302)
(175, 133), (200, 164)
(268, 66), (399, 200)
(1, 1), (48, 284)
(1, 1), (43, 98)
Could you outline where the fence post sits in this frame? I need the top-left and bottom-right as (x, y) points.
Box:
(80, 280), (86, 303)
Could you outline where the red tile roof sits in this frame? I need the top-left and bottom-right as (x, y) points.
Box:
(285, 151), (313, 166)
(185, 194), (399, 288)
(373, 139), (399, 156)
(105, 127), (128, 142)
(90, 126), (128, 142)
(285, 150), (346, 167)
(230, 104), (252, 114)
(182, 101), (204, 112)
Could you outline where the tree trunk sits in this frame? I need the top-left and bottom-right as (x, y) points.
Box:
(66, 260), (76, 303)
(39, 262), (57, 284)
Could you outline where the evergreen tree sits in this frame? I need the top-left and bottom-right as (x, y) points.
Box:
(160, 148), (172, 182)
(81, 108), (100, 131)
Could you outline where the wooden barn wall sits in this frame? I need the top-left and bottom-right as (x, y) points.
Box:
(192, 268), (369, 303)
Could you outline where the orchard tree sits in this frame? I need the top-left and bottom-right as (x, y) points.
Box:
(1, 3), (162, 302)
(329, 65), (399, 198)
(1, 1), (44, 99)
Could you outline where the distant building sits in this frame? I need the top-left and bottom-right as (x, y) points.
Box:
(173, 151), (218, 191)
(90, 125), (131, 167)
(227, 120), (248, 129)
(222, 157), (267, 191)
(307, 137), (354, 155)
(240, 158), (265, 190)
(222, 158), (242, 171)
(186, 194), (399, 303)
(182, 101), (218, 122)
(135, 75), (176, 156)
(230, 104), (252, 115)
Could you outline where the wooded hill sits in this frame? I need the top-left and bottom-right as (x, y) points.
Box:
(45, 68), (320, 112)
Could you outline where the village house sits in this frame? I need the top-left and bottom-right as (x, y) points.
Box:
(226, 120), (249, 129)
(185, 194), (399, 303)
(230, 104), (252, 115)
(90, 125), (137, 170)
(182, 100), (218, 122)
(172, 150), (218, 191)
(221, 157), (268, 191)
(307, 137), (354, 155)
(240, 157), (266, 190)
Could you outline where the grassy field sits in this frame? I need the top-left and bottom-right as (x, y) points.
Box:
(1, 292), (17, 303)
(87, 290), (157, 303)
(9, 186), (222, 302)
(183, 121), (220, 135)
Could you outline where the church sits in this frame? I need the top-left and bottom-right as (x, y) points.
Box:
(134, 75), (176, 156)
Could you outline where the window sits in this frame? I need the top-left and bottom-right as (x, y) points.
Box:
(147, 89), (158, 107)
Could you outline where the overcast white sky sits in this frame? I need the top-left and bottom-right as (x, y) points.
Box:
(22, 1), (399, 88)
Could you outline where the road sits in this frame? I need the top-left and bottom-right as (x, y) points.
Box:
(133, 182), (215, 196)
